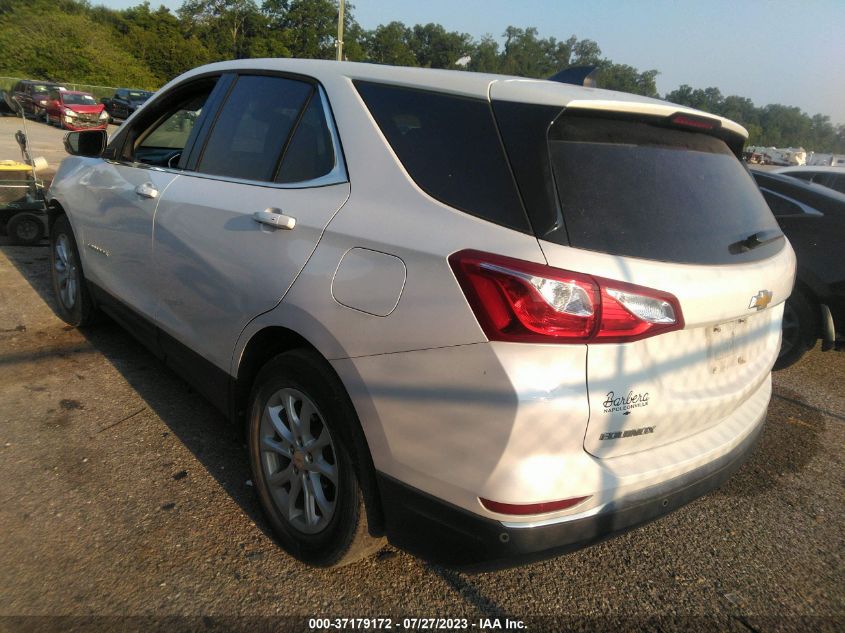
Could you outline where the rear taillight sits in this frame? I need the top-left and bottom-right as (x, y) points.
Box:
(449, 250), (683, 344)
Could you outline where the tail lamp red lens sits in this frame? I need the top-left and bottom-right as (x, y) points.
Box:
(480, 496), (591, 515)
(448, 250), (683, 344)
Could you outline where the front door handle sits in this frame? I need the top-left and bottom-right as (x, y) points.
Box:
(135, 182), (159, 199)
(253, 208), (296, 230)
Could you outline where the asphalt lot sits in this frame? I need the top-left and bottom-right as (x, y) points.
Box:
(0, 117), (843, 632)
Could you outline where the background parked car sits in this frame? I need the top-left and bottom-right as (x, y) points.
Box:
(773, 165), (845, 195)
(101, 88), (153, 121)
(12, 80), (66, 120)
(751, 169), (845, 367)
(44, 90), (109, 130)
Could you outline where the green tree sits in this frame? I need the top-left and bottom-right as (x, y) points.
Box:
(178, 0), (260, 59)
(408, 23), (473, 69)
(467, 35), (500, 73)
(365, 21), (416, 66)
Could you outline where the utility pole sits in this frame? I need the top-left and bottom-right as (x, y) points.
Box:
(336, 0), (345, 61)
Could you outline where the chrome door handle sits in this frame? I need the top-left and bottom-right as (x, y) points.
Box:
(135, 182), (159, 199)
(253, 208), (296, 230)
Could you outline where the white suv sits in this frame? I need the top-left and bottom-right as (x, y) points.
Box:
(48, 60), (795, 568)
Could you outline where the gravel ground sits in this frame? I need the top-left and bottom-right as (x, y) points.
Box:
(0, 118), (843, 632)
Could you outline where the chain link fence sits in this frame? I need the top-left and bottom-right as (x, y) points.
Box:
(0, 76), (137, 102)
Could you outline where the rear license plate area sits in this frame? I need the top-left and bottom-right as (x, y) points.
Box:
(706, 318), (750, 373)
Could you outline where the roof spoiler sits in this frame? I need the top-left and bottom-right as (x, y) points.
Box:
(548, 66), (599, 88)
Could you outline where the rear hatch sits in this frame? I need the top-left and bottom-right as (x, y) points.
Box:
(491, 84), (795, 458)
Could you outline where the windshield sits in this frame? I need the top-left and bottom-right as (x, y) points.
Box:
(547, 115), (783, 264)
(128, 91), (151, 100)
(63, 94), (97, 106)
(32, 85), (52, 93)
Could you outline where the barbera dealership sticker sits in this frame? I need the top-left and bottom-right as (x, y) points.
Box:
(602, 390), (650, 415)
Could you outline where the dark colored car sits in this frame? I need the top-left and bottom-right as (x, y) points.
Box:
(44, 90), (109, 131)
(12, 80), (66, 119)
(101, 88), (153, 120)
(774, 167), (845, 195)
(752, 169), (845, 367)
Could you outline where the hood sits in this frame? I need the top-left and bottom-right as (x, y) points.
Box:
(65, 104), (105, 114)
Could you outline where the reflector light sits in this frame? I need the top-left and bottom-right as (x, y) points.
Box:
(449, 250), (684, 344)
(480, 496), (591, 515)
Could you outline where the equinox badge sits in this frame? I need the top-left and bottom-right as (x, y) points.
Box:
(748, 290), (773, 311)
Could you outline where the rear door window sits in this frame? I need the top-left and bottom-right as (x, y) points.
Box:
(196, 75), (312, 182)
(275, 92), (336, 183)
(546, 116), (783, 264)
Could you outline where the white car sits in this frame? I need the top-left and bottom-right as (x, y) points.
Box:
(47, 60), (795, 568)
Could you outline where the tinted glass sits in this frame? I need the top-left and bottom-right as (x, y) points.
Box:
(355, 81), (529, 232)
(276, 93), (335, 183)
(789, 172), (814, 182)
(548, 116), (782, 264)
(62, 94), (96, 105)
(198, 75), (312, 182)
(828, 175), (845, 194)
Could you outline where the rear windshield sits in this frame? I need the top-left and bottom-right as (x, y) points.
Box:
(547, 115), (783, 264)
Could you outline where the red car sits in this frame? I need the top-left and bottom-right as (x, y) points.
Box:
(44, 90), (109, 130)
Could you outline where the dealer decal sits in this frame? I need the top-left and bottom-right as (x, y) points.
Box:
(602, 390), (650, 415)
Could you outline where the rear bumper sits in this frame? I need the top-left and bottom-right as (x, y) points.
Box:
(378, 409), (766, 569)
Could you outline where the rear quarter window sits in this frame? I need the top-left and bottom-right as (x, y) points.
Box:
(354, 81), (530, 233)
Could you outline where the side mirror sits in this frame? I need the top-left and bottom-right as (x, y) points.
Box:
(64, 130), (107, 157)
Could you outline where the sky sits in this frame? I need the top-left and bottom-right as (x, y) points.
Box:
(96, 0), (845, 124)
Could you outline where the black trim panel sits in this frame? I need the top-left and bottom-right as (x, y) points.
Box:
(88, 282), (233, 415)
(377, 413), (766, 570)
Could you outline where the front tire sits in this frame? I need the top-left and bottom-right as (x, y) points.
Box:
(49, 214), (99, 327)
(774, 290), (818, 370)
(248, 350), (384, 567)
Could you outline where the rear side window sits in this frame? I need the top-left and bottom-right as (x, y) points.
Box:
(546, 116), (783, 264)
(276, 92), (336, 184)
(354, 81), (529, 233)
(197, 75), (312, 182)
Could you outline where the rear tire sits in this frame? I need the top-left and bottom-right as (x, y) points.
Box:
(49, 214), (100, 327)
(774, 290), (817, 370)
(248, 350), (384, 567)
(7, 213), (44, 245)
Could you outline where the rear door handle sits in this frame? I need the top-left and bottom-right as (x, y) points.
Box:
(135, 182), (159, 199)
(253, 208), (296, 230)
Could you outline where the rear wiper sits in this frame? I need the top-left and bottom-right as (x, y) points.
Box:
(729, 229), (784, 253)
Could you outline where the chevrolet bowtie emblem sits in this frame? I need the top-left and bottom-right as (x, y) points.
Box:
(748, 290), (773, 311)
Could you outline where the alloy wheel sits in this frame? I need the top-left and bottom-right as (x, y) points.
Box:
(259, 387), (338, 534)
(54, 234), (78, 310)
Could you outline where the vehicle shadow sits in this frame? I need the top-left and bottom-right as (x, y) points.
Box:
(0, 241), (277, 542)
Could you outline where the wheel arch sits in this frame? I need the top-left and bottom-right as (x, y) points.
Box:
(234, 325), (386, 535)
